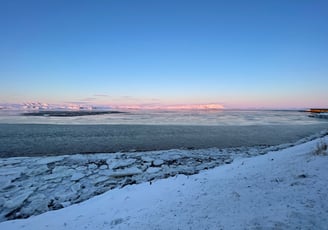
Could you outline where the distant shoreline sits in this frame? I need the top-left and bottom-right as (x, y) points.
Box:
(21, 110), (126, 117)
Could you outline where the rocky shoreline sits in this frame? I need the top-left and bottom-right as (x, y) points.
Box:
(1, 129), (327, 223)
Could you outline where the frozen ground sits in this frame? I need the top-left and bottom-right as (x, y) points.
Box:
(0, 131), (327, 229)
(0, 144), (285, 222)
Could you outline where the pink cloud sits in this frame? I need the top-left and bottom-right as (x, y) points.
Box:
(112, 103), (224, 110)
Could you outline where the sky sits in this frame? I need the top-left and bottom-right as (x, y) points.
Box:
(0, 0), (327, 109)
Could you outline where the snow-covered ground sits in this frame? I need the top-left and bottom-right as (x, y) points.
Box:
(1, 134), (327, 229)
(1, 145), (274, 222)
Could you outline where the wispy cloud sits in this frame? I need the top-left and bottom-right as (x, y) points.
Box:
(120, 96), (140, 101)
(65, 101), (90, 105)
(79, 97), (97, 102)
(94, 94), (110, 98)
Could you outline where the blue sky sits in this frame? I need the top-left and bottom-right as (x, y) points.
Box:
(1, 0), (327, 108)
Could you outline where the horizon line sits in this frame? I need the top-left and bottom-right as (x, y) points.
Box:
(0, 102), (320, 111)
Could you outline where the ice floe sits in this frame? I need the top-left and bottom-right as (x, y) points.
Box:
(0, 129), (327, 223)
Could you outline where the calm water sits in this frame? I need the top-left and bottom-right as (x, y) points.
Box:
(1, 110), (328, 157)
(0, 109), (325, 126)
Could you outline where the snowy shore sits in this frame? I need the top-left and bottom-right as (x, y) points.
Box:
(0, 131), (328, 229)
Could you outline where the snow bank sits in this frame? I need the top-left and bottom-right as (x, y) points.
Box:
(0, 146), (265, 222)
(1, 136), (327, 229)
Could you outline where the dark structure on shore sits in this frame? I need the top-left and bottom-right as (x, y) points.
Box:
(309, 109), (328, 113)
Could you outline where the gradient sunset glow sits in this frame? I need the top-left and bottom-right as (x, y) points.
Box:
(1, 1), (327, 109)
